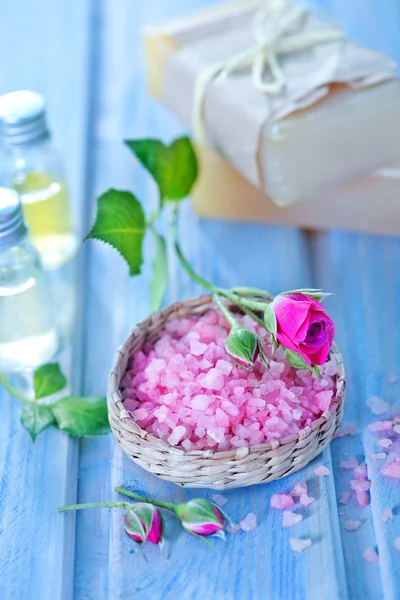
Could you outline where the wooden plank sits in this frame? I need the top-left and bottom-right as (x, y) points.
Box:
(0, 0), (92, 598)
(312, 232), (400, 600)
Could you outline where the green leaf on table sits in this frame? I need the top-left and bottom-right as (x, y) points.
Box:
(285, 349), (312, 371)
(263, 303), (277, 339)
(84, 189), (146, 276)
(21, 403), (55, 441)
(150, 230), (168, 312)
(34, 363), (67, 400)
(125, 136), (198, 202)
(50, 396), (110, 437)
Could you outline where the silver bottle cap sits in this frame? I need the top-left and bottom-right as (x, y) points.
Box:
(0, 91), (49, 146)
(0, 188), (28, 247)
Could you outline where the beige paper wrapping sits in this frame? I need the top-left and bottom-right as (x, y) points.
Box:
(144, 0), (397, 204)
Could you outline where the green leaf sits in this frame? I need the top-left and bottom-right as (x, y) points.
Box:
(125, 137), (198, 202)
(280, 288), (332, 302)
(150, 230), (168, 312)
(21, 403), (55, 441)
(85, 189), (146, 276)
(285, 349), (312, 371)
(312, 365), (322, 379)
(263, 303), (277, 339)
(34, 363), (67, 400)
(50, 396), (110, 437)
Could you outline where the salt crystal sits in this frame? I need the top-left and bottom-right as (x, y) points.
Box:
(191, 395), (211, 410)
(363, 547), (379, 563)
(366, 396), (389, 415)
(290, 482), (308, 497)
(351, 479), (371, 492)
(354, 464), (368, 479)
(378, 438), (393, 448)
(215, 408), (230, 428)
(227, 524), (241, 534)
(289, 538), (312, 553)
(315, 390), (333, 411)
(134, 407), (148, 421)
(394, 424), (400, 434)
(239, 513), (257, 532)
(300, 494), (315, 506)
(339, 492), (350, 505)
(200, 369), (225, 391)
(371, 452), (386, 460)
(315, 465), (331, 476)
(168, 425), (186, 446)
(394, 538), (400, 550)
(381, 461), (400, 479)
(382, 508), (393, 521)
(356, 492), (369, 507)
(271, 494), (294, 509)
(211, 494), (228, 507)
(368, 421), (393, 432)
(215, 359), (232, 375)
(340, 456), (358, 469)
(190, 339), (207, 356)
(345, 520), (361, 531)
(282, 511), (303, 527)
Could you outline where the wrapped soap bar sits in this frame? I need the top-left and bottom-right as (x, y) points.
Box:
(192, 144), (400, 235)
(144, 0), (400, 206)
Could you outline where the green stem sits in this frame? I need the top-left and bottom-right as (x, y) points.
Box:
(58, 501), (131, 512)
(115, 487), (177, 513)
(231, 296), (269, 311)
(213, 294), (239, 328)
(0, 372), (30, 404)
(232, 286), (272, 300)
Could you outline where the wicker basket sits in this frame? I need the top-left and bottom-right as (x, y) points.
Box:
(107, 295), (346, 490)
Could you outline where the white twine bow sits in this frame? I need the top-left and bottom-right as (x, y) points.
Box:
(193, 0), (344, 141)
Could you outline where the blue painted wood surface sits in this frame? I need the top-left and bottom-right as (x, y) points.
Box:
(1, 0), (400, 598)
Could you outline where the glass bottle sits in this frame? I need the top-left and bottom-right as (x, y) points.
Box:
(0, 187), (58, 371)
(0, 90), (78, 270)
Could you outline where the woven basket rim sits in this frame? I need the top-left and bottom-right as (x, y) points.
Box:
(108, 294), (346, 458)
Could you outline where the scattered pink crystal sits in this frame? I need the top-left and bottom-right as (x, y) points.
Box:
(363, 547), (379, 563)
(334, 424), (357, 438)
(211, 494), (228, 507)
(289, 538), (312, 553)
(282, 511), (303, 527)
(122, 311), (337, 450)
(227, 524), (241, 534)
(351, 479), (370, 492)
(366, 396), (389, 415)
(395, 538), (400, 550)
(340, 456), (358, 469)
(371, 453), (386, 460)
(271, 494), (294, 509)
(356, 492), (369, 507)
(345, 520), (361, 531)
(290, 482), (308, 497)
(300, 494), (315, 506)
(240, 513), (257, 532)
(339, 492), (350, 505)
(381, 462), (400, 479)
(314, 465), (331, 476)
(354, 464), (368, 479)
(378, 438), (393, 449)
(368, 421), (393, 432)
(382, 508), (393, 522)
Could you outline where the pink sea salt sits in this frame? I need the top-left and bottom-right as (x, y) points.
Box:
(354, 464), (368, 479)
(345, 520), (361, 531)
(339, 492), (350, 505)
(290, 482), (308, 497)
(282, 511), (303, 527)
(227, 524), (241, 534)
(340, 456), (358, 469)
(299, 495), (315, 506)
(366, 396), (389, 415)
(315, 465), (331, 476)
(271, 494), (294, 509)
(371, 453), (386, 460)
(290, 538), (312, 553)
(240, 513), (257, 532)
(122, 311), (337, 451)
(363, 547), (379, 563)
(368, 421), (393, 432)
(211, 494), (228, 507)
(382, 508), (393, 521)
(381, 462), (400, 479)
(378, 438), (393, 449)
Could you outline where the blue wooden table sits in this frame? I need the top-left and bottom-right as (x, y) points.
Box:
(1, 1), (400, 598)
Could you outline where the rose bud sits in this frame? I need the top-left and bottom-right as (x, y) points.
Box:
(174, 498), (227, 539)
(226, 325), (259, 369)
(124, 503), (164, 545)
(271, 292), (335, 366)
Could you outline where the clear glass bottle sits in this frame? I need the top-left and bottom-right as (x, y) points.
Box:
(0, 90), (78, 270)
(0, 187), (58, 371)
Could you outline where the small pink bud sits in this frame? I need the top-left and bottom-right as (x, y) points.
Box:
(124, 503), (164, 545)
(175, 498), (226, 537)
(226, 325), (259, 369)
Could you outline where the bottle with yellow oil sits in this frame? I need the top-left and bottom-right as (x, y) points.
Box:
(0, 91), (78, 269)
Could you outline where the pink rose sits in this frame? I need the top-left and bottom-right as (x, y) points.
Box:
(271, 293), (335, 365)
